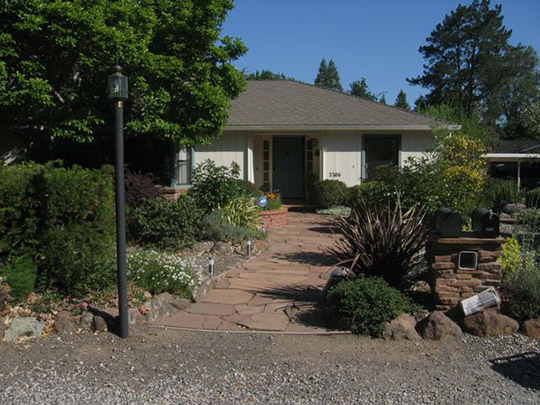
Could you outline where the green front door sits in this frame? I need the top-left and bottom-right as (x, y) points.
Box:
(273, 136), (304, 199)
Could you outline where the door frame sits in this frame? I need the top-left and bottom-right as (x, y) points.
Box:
(361, 134), (402, 180)
(272, 135), (305, 199)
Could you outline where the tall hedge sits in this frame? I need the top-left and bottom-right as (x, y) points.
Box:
(0, 163), (116, 296)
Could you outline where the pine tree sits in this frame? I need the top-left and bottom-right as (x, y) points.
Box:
(379, 94), (387, 104)
(349, 78), (377, 101)
(394, 90), (410, 110)
(315, 58), (343, 91)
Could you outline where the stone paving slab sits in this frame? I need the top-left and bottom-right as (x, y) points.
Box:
(151, 212), (339, 333)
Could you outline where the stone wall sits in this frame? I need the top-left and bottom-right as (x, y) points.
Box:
(426, 231), (505, 311)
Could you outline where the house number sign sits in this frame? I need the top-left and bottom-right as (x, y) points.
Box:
(329, 172), (342, 178)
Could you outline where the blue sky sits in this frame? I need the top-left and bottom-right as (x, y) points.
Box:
(222, 0), (540, 106)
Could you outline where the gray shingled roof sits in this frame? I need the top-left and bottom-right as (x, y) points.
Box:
(225, 80), (441, 130)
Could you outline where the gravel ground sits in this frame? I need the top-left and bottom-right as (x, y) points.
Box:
(0, 327), (539, 404)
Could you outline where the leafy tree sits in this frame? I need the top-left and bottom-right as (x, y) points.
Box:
(0, 0), (247, 149)
(408, 0), (539, 131)
(314, 58), (343, 91)
(246, 70), (293, 80)
(349, 78), (377, 101)
(394, 90), (410, 110)
(520, 101), (540, 138)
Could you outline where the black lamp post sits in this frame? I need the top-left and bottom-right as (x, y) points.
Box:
(108, 65), (129, 338)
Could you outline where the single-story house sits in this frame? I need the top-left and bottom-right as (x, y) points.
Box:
(173, 80), (456, 199)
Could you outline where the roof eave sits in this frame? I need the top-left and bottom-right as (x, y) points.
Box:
(223, 124), (457, 132)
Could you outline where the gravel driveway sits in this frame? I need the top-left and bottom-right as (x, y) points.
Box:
(0, 327), (539, 404)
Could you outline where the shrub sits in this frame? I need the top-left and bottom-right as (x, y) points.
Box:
(481, 178), (523, 211)
(502, 251), (540, 322)
(347, 181), (389, 208)
(234, 179), (262, 198)
(200, 210), (260, 243)
(127, 249), (198, 298)
(189, 160), (241, 212)
(0, 256), (38, 301)
(525, 188), (540, 208)
(125, 170), (161, 210)
(130, 196), (204, 250)
(223, 196), (260, 230)
(0, 163), (116, 296)
(325, 276), (419, 336)
(311, 179), (348, 209)
(501, 237), (522, 275)
(331, 197), (429, 287)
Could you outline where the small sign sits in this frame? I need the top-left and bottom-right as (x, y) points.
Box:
(258, 195), (268, 207)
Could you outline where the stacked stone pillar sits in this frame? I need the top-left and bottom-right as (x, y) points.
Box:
(426, 232), (505, 311)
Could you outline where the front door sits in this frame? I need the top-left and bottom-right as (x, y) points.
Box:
(273, 136), (304, 198)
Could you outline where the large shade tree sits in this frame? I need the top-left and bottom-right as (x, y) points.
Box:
(408, 0), (539, 136)
(0, 0), (247, 150)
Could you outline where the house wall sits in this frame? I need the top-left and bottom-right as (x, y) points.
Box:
(190, 130), (434, 188)
(193, 132), (248, 179)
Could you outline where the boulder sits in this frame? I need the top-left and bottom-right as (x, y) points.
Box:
(92, 315), (108, 332)
(4, 317), (45, 342)
(383, 314), (421, 341)
(79, 311), (94, 330)
(521, 318), (540, 339)
(462, 309), (519, 337)
(191, 241), (214, 253)
(416, 311), (463, 340)
(141, 292), (191, 322)
(213, 242), (234, 255)
(53, 311), (78, 334)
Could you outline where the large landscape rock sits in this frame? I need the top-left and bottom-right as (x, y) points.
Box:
(79, 312), (94, 330)
(521, 318), (540, 339)
(462, 309), (519, 337)
(383, 314), (421, 341)
(4, 317), (45, 342)
(92, 315), (108, 332)
(213, 242), (234, 255)
(416, 311), (463, 340)
(53, 310), (78, 334)
(142, 292), (191, 322)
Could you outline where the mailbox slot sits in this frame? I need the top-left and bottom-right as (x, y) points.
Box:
(458, 251), (478, 270)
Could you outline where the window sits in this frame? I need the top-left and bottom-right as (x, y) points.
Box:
(364, 136), (400, 179)
(175, 146), (192, 185)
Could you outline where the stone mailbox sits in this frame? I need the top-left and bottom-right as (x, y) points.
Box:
(426, 231), (505, 311)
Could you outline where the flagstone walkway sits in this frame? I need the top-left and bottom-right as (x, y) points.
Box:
(151, 212), (343, 333)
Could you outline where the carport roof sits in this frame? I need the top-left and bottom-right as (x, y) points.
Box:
(224, 80), (455, 131)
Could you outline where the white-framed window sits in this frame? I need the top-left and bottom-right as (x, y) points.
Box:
(175, 145), (192, 185)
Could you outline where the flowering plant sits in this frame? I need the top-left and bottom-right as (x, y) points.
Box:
(260, 192), (283, 211)
(127, 249), (200, 298)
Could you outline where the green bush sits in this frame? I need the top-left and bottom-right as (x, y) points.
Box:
(501, 237), (522, 275)
(347, 181), (389, 208)
(481, 178), (523, 211)
(325, 276), (419, 336)
(223, 196), (260, 230)
(525, 188), (540, 208)
(127, 249), (197, 298)
(502, 251), (540, 322)
(0, 256), (38, 301)
(0, 163), (116, 296)
(200, 210), (260, 243)
(234, 179), (263, 198)
(311, 180), (348, 209)
(189, 160), (241, 212)
(130, 196), (204, 250)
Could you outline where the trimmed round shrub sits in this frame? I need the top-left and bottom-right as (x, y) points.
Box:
(130, 196), (204, 250)
(325, 276), (419, 337)
(311, 179), (348, 209)
(0, 256), (37, 301)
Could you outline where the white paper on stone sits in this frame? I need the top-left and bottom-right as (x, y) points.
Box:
(460, 287), (501, 317)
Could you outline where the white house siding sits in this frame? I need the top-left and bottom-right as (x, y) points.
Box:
(193, 132), (247, 179)
(401, 132), (435, 163)
(320, 132), (362, 186)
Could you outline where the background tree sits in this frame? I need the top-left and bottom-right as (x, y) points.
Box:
(314, 58), (343, 91)
(0, 0), (246, 155)
(394, 90), (410, 110)
(349, 78), (377, 101)
(246, 69), (293, 80)
(408, 0), (539, 137)
(379, 94), (387, 105)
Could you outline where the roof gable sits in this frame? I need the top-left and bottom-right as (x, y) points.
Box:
(225, 80), (441, 130)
